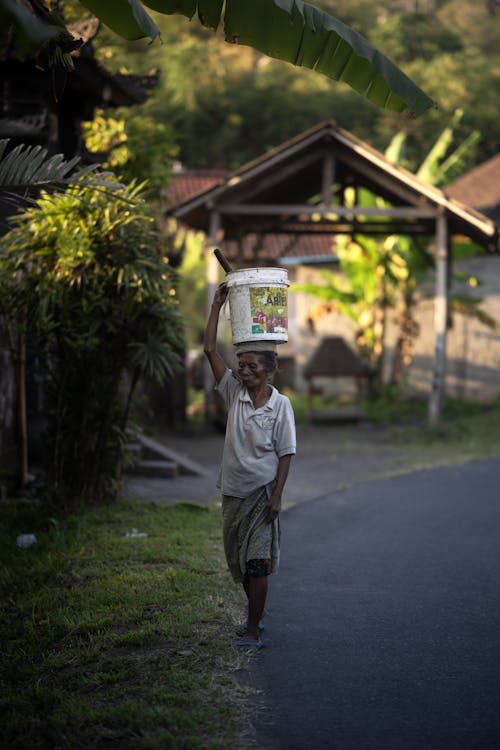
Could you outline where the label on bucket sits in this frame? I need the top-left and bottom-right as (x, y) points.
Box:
(249, 287), (288, 336)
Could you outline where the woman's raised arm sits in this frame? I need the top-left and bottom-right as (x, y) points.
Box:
(203, 283), (229, 384)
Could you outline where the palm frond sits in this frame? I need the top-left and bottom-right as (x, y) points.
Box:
(0, 140), (119, 206)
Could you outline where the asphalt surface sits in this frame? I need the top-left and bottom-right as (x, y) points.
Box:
(123, 426), (500, 748)
(247, 458), (500, 750)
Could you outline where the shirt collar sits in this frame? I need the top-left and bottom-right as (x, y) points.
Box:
(239, 384), (277, 410)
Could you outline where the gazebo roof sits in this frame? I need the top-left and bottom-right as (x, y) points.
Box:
(168, 120), (498, 253)
(166, 169), (231, 205)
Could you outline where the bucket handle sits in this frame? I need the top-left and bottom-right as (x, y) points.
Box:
(213, 248), (233, 274)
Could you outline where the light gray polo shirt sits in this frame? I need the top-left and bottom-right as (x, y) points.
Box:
(215, 368), (296, 498)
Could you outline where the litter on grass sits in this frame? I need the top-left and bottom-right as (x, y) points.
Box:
(16, 533), (37, 548)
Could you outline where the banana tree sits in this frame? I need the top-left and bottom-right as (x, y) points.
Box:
(0, 0), (433, 117)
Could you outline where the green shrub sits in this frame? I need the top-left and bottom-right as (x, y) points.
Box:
(0, 181), (183, 508)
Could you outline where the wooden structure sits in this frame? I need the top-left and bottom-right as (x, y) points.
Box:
(0, 18), (157, 149)
(167, 120), (498, 424)
(303, 336), (375, 422)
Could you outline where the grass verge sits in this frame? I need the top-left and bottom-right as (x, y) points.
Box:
(366, 394), (500, 464)
(288, 389), (500, 462)
(0, 500), (253, 750)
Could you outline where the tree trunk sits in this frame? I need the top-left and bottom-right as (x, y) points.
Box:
(17, 331), (29, 488)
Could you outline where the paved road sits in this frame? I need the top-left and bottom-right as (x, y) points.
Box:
(249, 459), (500, 750)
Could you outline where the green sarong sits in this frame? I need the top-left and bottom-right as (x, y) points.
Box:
(222, 482), (280, 583)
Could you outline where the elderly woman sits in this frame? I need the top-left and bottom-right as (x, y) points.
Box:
(204, 282), (296, 648)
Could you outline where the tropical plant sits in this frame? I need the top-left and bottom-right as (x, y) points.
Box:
(0, 139), (118, 206)
(0, 180), (183, 507)
(81, 107), (179, 200)
(0, 0), (433, 116)
(176, 228), (209, 349)
(298, 230), (422, 392)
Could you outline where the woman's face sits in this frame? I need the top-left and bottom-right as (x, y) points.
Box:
(237, 353), (268, 388)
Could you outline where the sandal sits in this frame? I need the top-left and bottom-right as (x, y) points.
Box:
(235, 636), (264, 649)
(235, 621), (265, 637)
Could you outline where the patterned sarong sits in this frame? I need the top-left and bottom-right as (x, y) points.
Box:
(222, 482), (280, 583)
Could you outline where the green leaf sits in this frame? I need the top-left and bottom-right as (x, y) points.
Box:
(79, 0), (432, 114)
(79, 0), (161, 41)
(2, 0), (432, 115)
(385, 133), (407, 166)
(143, 1), (223, 29)
(223, 0), (433, 116)
(0, 0), (60, 54)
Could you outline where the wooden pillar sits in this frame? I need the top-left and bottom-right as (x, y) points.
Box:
(322, 151), (335, 207)
(429, 214), (448, 426)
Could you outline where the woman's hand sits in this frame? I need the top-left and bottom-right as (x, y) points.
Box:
(213, 282), (228, 308)
(266, 491), (282, 523)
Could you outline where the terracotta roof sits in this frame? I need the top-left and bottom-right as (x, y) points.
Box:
(303, 336), (372, 378)
(167, 172), (339, 262)
(221, 232), (337, 264)
(167, 171), (338, 263)
(166, 170), (231, 206)
(445, 155), (500, 225)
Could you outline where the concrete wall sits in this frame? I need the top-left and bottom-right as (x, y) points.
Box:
(286, 254), (500, 402)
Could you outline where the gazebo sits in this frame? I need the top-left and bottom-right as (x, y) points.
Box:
(167, 120), (498, 424)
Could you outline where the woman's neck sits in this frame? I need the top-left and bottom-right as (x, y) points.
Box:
(248, 383), (271, 408)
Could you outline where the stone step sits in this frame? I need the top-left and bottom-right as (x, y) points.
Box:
(126, 459), (179, 479)
(132, 433), (211, 478)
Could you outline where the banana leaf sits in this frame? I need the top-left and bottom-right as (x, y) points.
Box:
(0, 0), (61, 55)
(2, 0), (433, 116)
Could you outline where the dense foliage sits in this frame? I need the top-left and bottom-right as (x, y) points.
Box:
(1, 0), (433, 116)
(0, 181), (182, 507)
(89, 1), (499, 170)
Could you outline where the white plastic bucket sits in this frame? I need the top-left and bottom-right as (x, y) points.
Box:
(226, 267), (290, 345)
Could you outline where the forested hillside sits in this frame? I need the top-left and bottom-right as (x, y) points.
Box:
(86, 0), (499, 174)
